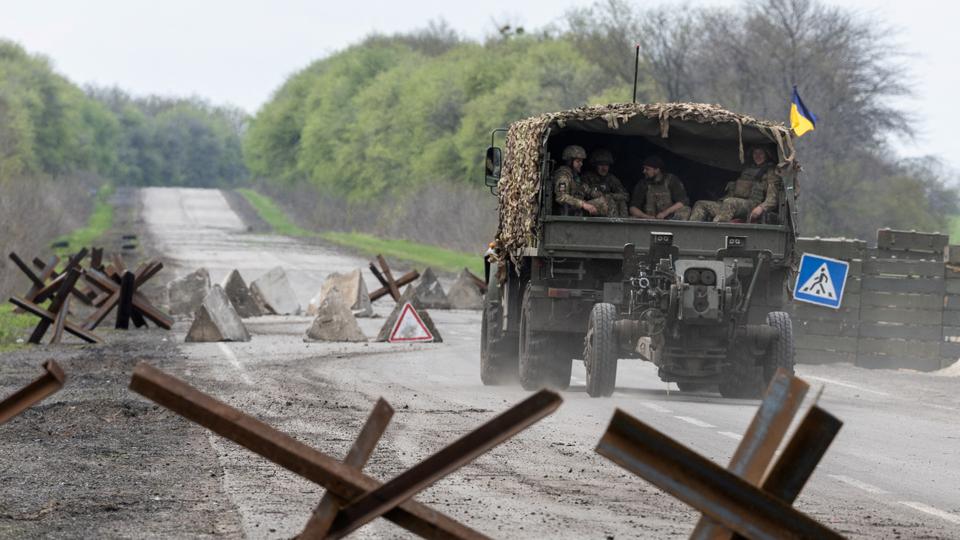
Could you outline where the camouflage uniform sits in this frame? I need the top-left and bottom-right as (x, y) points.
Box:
(630, 172), (692, 220)
(553, 145), (606, 216)
(582, 171), (628, 217)
(689, 164), (780, 222)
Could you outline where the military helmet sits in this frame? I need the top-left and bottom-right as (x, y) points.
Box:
(561, 145), (587, 161)
(643, 155), (665, 170)
(590, 148), (614, 165)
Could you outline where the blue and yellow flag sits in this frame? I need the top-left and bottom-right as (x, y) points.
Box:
(789, 85), (818, 137)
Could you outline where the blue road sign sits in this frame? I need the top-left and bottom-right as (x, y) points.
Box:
(793, 253), (849, 309)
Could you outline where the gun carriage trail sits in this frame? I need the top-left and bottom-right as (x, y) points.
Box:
(1, 186), (956, 539)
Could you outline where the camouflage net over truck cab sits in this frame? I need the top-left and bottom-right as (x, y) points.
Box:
(494, 102), (797, 266)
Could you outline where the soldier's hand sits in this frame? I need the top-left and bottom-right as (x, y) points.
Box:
(750, 206), (764, 221)
(582, 202), (599, 215)
(656, 209), (671, 219)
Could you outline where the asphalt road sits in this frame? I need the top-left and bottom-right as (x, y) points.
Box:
(139, 187), (960, 539)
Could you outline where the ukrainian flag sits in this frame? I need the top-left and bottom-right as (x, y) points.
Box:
(790, 85), (818, 137)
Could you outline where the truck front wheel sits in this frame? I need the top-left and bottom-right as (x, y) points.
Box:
(480, 277), (518, 385)
(584, 303), (618, 397)
(518, 286), (571, 390)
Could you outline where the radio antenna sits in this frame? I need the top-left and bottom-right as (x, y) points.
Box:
(632, 44), (640, 103)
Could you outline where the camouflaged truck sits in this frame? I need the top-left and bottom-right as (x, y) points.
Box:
(480, 103), (801, 398)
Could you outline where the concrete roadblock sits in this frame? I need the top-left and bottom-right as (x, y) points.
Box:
(167, 268), (211, 316)
(250, 266), (300, 315)
(376, 287), (442, 343)
(185, 285), (251, 342)
(221, 269), (263, 318)
(308, 269), (373, 318)
(409, 267), (450, 309)
(305, 289), (367, 342)
(445, 269), (483, 310)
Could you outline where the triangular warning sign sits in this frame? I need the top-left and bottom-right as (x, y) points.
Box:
(798, 263), (837, 300)
(388, 302), (434, 342)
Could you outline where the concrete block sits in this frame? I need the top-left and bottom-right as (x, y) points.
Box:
(250, 266), (300, 315)
(410, 267), (450, 309)
(446, 269), (483, 310)
(221, 269), (263, 318)
(307, 269), (373, 318)
(304, 289), (367, 342)
(167, 268), (211, 316)
(377, 287), (442, 342)
(185, 285), (250, 342)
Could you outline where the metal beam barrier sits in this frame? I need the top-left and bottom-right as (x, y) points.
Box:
(0, 361), (66, 424)
(596, 409), (844, 540)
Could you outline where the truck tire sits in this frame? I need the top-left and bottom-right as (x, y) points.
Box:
(480, 277), (517, 386)
(518, 286), (570, 390)
(764, 311), (795, 383)
(584, 303), (618, 397)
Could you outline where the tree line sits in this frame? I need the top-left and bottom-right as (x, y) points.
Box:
(1, 0), (955, 241)
(245, 0), (956, 239)
(0, 40), (247, 187)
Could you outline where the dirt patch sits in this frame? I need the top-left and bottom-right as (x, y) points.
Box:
(0, 332), (242, 538)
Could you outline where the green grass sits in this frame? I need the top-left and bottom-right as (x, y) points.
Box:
(236, 188), (317, 238)
(53, 184), (115, 257)
(236, 189), (483, 275)
(0, 304), (37, 352)
(949, 215), (960, 245)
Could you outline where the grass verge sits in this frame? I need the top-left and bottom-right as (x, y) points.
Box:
(53, 184), (115, 257)
(0, 303), (37, 352)
(237, 189), (482, 275)
(1, 184), (114, 350)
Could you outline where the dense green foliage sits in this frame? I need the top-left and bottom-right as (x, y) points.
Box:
(89, 88), (247, 187)
(244, 31), (639, 201)
(0, 39), (247, 187)
(0, 41), (117, 178)
(246, 2), (958, 239)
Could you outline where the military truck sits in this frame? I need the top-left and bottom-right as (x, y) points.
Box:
(480, 103), (800, 398)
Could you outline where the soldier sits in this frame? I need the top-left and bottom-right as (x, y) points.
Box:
(689, 147), (781, 222)
(628, 156), (692, 220)
(553, 145), (604, 216)
(582, 148), (629, 217)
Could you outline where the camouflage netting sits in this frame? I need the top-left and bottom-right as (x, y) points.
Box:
(494, 102), (797, 265)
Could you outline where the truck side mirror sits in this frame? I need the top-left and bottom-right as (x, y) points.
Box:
(485, 147), (502, 187)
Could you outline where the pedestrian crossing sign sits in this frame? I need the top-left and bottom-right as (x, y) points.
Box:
(793, 253), (849, 309)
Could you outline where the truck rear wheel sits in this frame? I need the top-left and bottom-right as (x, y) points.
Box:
(764, 311), (795, 383)
(584, 303), (618, 397)
(518, 286), (571, 390)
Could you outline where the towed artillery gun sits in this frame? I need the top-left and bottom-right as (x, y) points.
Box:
(480, 103), (801, 398)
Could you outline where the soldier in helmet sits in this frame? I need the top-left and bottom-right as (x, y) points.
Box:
(628, 155), (692, 220)
(689, 146), (780, 222)
(582, 148), (628, 217)
(553, 145), (604, 216)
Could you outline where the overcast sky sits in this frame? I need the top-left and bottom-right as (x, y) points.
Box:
(1, 0), (956, 172)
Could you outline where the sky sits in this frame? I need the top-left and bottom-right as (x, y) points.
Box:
(0, 0), (956, 171)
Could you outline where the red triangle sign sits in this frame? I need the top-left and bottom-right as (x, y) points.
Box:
(388, 302), (434, 342)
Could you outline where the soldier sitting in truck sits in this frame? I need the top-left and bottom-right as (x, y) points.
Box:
(553, 145), (606, 216)
(582, 148), (628, 217)
(689, 147), (780, 223)
(628, 155), (692, 220)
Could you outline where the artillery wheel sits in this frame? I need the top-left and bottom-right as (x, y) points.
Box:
(584, 302), (618, 397)
(763, 311), (795, 383)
